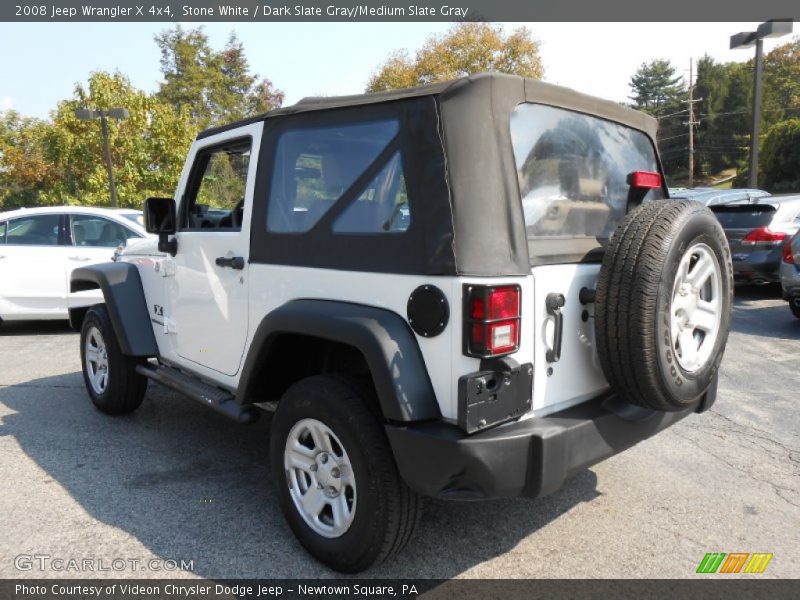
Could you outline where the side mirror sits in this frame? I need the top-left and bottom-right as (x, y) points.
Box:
(144, 197), (178, 256)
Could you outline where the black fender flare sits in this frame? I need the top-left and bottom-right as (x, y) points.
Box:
(237, 299), (441, 423)
(70, 262), (158, 357)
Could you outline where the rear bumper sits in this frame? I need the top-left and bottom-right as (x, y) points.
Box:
(732, 250), (782, 283)
(386, 380), (717, 500)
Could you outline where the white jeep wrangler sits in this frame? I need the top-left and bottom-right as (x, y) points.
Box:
(71, 73), (733, 573)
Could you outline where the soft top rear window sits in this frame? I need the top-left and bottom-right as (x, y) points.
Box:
(510, 103), (664, 265)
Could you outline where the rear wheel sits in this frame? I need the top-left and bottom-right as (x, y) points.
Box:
(269, 375), (420, 572)
(595, 200), (733, 411)
(80, 305), (148, 415)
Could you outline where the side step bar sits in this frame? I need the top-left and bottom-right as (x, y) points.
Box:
(136, 363), (259, 424)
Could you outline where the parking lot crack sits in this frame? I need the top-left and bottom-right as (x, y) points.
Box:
(671, 428), (800, 511)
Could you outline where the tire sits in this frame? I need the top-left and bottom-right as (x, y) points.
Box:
(80, 304), (148, 415)
(594, 200), (733, 411)
(790, 297), (800, 319)
(269, 374), (420, 573)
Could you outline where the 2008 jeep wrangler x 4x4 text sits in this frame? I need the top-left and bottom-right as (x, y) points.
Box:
(71, 73), (733, 572)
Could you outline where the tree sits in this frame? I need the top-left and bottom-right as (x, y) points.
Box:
(760, 118), (800, 192)
(0, 111), (58, 209)
(629, 59), (688, 177)
(629, 59), (684, 115)
(762, 38), (800, 125)
(155, 26), (284, 128)
(367, 23), (543, 92)
(693, 56), (750, 174)
(32, 71), (197, 208)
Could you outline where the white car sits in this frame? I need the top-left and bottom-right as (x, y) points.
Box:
(0, 206), (148, 322)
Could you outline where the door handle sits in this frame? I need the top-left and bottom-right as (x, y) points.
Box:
(215, 256), (245, 270)
(68, 256), (92, 262)
(545, 293), (566, 363)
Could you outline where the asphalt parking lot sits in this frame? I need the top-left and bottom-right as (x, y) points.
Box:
(0, 286), (798, 579)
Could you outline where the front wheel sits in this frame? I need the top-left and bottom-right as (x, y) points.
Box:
(269, 375), (420, 573)
(80, 304), (148, 415)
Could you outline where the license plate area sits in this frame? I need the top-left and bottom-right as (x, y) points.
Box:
(457, 362), (533, 433)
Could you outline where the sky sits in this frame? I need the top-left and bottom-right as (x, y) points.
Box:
(0, 22), (796, 119)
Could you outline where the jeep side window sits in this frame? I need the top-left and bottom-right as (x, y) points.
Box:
(333, 152), (410, 233)
(267, 119), (399, 233)
(510, 103), (665, 263)
(183, 139), (252, 231)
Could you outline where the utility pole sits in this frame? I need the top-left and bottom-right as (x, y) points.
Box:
(749, 37), (764, 189)
(688, 58), (694, 189)
(684, 58), (701, 188)
(731, 21), (793, 188)
(99, 114), (119, 208)
(75, 107), (129, 208)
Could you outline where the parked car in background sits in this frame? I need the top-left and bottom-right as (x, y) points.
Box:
(0, 206), (147, 323)
(710, 195), (800, 285)
(780, 230), (800, 318)
(671, 187), (770, 206)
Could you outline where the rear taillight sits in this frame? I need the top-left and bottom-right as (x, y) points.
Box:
(629, 170), (662, 189)
(464, 285), (521, 357)
(742, 227), (787, 245)
(783, 239), (796, 264)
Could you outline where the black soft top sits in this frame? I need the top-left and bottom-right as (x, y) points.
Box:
(206, 74), (661, 277)
(198, 73), (657, 141)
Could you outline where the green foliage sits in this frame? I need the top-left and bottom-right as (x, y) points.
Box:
(760, 118), (800, 192)
(0, 111), (57, 209)
(696, 41), (800, 179)
(693, 57), (751, 175)
(367, 23), (543, 92)
(629, 59), (688, 176)
(1, 27), (284, 210)
(629, 59), (684, 115)
(44, 71), (198, 208)
(155, 26), (284, 128)
(196, 151), (249, 209)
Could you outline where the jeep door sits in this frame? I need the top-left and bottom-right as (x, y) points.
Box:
(167, 123), (262, 376)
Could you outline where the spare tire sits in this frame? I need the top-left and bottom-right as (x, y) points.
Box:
(594, 200), (733, 411)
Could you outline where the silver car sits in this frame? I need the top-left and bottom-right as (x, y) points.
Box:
(670, 187), (770, 206)
(780, 229), (800, 319)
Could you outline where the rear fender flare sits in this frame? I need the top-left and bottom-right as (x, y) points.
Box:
(237, 299), (440, 423)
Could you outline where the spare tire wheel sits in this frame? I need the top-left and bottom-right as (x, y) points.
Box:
(594, 200), (733, 411)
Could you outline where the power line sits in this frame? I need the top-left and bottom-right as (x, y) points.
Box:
(657, 108), (690, 120)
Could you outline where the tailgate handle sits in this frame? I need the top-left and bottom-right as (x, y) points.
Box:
(545, 293), (566, 363)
